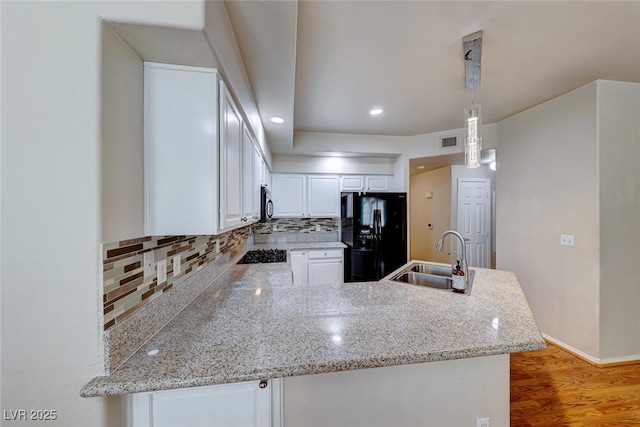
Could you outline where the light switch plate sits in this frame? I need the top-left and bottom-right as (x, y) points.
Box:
(173, 255), (181, 276)
(560, 234), (575, 247)
(157, 260), (167, 284)
(476, 417), (490, 427)
(143, 251), (155, 278)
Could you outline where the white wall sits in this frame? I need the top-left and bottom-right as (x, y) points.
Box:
(101, 25), (144, 243)
(284, 354), (509, 427)
(497, 82), (601, 358)
(272, 154), (396, 175)
(597, 81), (640, 360)
(410, 166), (451, 263)
(204, 0), (272, 169)
(1, 2), (205, 426)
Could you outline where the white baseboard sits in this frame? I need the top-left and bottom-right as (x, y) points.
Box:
(542, 333), (640, 366)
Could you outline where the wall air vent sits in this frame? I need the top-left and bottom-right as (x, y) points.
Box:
(440, 136), (458, 149)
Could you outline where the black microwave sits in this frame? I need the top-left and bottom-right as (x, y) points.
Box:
(260, 185), (273, 223)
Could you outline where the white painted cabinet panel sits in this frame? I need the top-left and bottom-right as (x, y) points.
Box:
(308, 249), (343, 285)
(272, 174), (306, 217)
(308, 258), (343, 285)
(144, 63), (219, 236)
(291, 249), (343, 285)
(272, 174), (339, 218)
(366, 176), (389, 191)
(219, 80), (244, 231)
(307, 176), (340, 218)
(290, 250), (308, 286)
(253, 145), (263, 221)
(126, 380), (281, 427)
(340, 176), (365, 192)
(242, 125), (255, 222)
(339, 175), (391, 192)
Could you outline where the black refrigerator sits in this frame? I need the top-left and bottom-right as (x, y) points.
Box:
(341, 192), (407, 282)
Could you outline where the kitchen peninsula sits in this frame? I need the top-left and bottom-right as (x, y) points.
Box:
(82, 243), (544, 426)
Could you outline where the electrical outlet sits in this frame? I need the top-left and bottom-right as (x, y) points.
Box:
(476, 417), (490, 427)
(173, 255), (181, 276)
(157, 260), (167, 284)
(315, 224), (321, 232)
(143, 251), (155, 278)
(560, 234), (575, 247)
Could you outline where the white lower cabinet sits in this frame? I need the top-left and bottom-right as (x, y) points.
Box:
(125, 379), (283, 427)
(291, 249), (343, 285)
(290, 250), (308, 286)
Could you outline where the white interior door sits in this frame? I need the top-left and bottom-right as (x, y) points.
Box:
(457, 178), (491, 268)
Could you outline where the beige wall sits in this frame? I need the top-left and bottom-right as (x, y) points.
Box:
(410, 166), (451, 263)
(497, 82), (601, 358)
(598, 81), (640, 360)
(1, 2), (204, 426)
(284, 354), (509, 427)
(101, 25), (144, 243)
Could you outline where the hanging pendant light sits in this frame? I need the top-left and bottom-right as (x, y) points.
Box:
(463, 31), (483, 168)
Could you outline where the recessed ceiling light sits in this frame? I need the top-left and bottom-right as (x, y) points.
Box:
(369, 108), (384, 116)
(270, 116), (285, 124)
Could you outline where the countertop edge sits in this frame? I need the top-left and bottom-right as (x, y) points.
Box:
(80, 338), (546, 397)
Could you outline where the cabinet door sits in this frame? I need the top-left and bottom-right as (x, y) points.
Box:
(290, 250), (308, 286)
(308, 176), (340, 218)
(366, 176), (389, 191)
(308, 257), (344, 285)
(127, 381), (273, 427)
(242, 125), (255, 222)
(253, 145), (263, 221)
(219, 80), (243, 230)
(340, 176), (365, 192)
(272, 174), (306, 217)
(144, 63), (218, 236)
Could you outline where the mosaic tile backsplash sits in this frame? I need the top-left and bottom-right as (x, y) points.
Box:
(102, 227), (250, 330)
(253, 218), (339, 244)
(253, 218), (338, 234)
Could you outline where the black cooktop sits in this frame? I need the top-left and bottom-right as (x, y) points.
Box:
(238, 249), (287, 264)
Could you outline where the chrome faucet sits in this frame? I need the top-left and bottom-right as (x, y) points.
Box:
(435, 230), (469, 285)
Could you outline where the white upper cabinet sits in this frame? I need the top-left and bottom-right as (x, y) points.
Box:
(272, 174), (340, 218)
(144, 62), (269, 235)
(219, 80), (244, 231)
(340, 176), (365, 192)
(144, 63), (219, 236)
(253, 145), (263, 221)
(365, 176), (389, 191)
(307, 176), (340, 217)
(339, 175), (391, 192)
(242, 125), (255, 223)
(272, 174), (306, 217)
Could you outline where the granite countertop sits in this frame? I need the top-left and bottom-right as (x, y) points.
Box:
(81, 243), (544, 397)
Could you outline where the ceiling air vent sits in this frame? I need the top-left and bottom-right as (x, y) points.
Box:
(440, 136), (458, 149)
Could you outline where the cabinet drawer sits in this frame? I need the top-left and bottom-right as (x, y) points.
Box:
(308, 249), (343, 259)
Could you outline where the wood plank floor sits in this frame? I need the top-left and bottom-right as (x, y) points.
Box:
(511, 342), (640, 426)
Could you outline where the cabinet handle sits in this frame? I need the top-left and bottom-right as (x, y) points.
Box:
(259, 380), (268, 389)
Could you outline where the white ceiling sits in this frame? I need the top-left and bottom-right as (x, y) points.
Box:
(227, 0), (640, 154)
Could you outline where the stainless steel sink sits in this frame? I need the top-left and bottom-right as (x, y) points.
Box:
(410, 263), (452, 277)
(389, 262), (475, 295)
